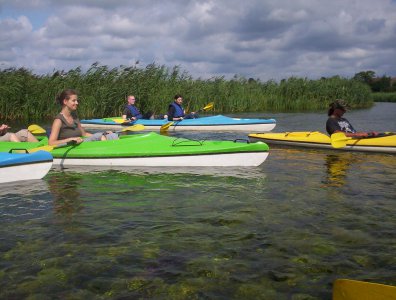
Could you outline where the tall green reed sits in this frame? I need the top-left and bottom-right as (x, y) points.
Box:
(371, 92), (396, 102)
(0, 64), (373, 121)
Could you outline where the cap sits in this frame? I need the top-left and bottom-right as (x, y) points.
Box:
(331, 99), (349, 111)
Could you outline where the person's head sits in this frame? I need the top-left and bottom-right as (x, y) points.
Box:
(127, 95), (136, 105)
(174, 94), (183, 105)
(328, 99), (349, 117)
(56, 89), (78, 109)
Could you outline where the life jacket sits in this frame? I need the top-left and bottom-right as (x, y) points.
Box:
(170, 102), (184, 118)
(126, 105), (142, 119)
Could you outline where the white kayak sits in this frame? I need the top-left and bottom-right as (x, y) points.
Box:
(0, 150), (53, 183)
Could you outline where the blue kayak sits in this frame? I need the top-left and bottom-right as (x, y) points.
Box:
(0, 150), (53, 183)
(81, 115), (276, 132)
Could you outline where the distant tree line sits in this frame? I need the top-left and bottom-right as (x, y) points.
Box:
(353, 71), (396, 92)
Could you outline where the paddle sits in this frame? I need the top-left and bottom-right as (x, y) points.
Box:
(28, 140), (77, 153)
(333, 279), (396, 300)
(27, 125), (144, 153)
(112, 118), (131, 124)
(30, 123), (144, 135)
(160, 103), (213, 133)
(116, 124), (145, 132)
(160, 121), (174, 132)
(184, 101), (214, 114)
(198, 102), (214, 112)
(331, 132), (395, 148)
(28, 124), (47, 135)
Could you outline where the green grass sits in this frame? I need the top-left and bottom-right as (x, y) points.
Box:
(372, 92), (396, 102)
(0, 64), (373, 121)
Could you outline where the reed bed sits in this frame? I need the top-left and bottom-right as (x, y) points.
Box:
(372, 92), (396, 102)
(0, 63), (373, 121)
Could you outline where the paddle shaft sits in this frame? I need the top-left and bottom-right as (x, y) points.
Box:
(160, 103), (212, 131)
(340, 132), (394, 141)
(28, 140), (77, 153)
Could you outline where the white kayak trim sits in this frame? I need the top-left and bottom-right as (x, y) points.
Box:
(53, 152), (269, 167)
(81, 115), (277, 132)
(81, 122), (276, 132)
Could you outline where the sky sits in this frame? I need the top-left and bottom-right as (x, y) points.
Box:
(1, 0), (396, 81)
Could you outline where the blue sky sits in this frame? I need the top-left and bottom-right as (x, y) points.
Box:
(1, 0), (396, 81)
(1, 7), (50, 29)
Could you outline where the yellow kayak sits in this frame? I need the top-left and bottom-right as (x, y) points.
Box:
(333, 279), (396, 300)
(248, 131), (396, 154)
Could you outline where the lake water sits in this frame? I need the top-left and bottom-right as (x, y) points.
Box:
(1, 103), (395, 299)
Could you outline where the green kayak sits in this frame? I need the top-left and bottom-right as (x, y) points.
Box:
(0, 132), (269, 167)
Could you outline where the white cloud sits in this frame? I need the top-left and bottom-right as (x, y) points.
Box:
(0, 16), (32, 47)
(0, 0), (395, 80)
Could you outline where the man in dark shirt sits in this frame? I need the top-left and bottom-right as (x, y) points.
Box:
(326, 99), (378, 137)
(122, 95), (143, 121)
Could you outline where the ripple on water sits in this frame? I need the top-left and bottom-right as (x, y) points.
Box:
(1, 130), (396, 298)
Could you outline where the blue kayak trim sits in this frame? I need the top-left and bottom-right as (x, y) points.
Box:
(0, 150), (53, 168)
(81, 115), (277, 126)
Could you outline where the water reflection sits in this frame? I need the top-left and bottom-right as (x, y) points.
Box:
(47, 171), (83, 216)
(52, 164), (267, 179)
(323, 153), (357, 187)
(321, 152), (396, 188)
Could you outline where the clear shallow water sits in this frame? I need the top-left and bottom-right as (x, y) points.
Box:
(1, 103), (395, 299)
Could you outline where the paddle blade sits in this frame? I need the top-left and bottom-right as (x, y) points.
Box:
(333, 279), (396, 300)
(113, 118), (129, 124)
(160, 121), (174, 132)
(28, 145), (54, 153)
(120, 124), (145, 132)
(28, 124), (47, 134)
(27, 140), (76, 153)
(331, 132), (351, 148)
(202, 102), (214, 111)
